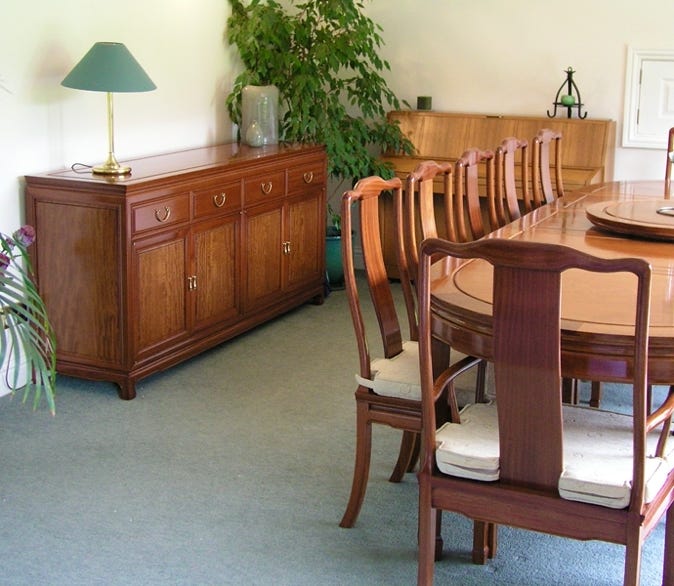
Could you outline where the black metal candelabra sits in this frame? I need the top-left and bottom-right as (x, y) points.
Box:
(547, 66), (587, 119)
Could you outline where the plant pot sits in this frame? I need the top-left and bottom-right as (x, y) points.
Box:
(325, 234), (345, 289)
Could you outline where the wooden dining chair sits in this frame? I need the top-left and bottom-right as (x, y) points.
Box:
(404, 160), (455, 278)
(454, 148), (495, 241)
(665, 127), (674, 189)
(416, 237), (674, 586)
(531, 128), (564, 208)
(405, 161), (487, 402)
(338, 175), (429, 529)
(490, 137), (529, 227)
(532, 128), (597, 404)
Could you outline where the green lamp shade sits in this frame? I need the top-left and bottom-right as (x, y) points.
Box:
(61, 42), (156, 93)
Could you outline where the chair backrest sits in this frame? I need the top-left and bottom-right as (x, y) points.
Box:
(665, 127), (674, 187)
(418, 237), (652, 495)
(454, 148), (495, 242)
(532, 129), (565, 207)
(404, 161), (454, 279)
(491, 137), (529, 226)
(341, 176), (417, 378)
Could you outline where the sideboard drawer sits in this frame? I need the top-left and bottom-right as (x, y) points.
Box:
(243, 170), (285, 206)
(287, 160), (326, 195)
(192, 179), (242, 220)
(132, 194), (190, 234)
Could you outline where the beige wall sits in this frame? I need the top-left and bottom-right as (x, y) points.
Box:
(1, 0), (235, 235)
(366, 0), (674, 182)
(5, 0), (674, 235)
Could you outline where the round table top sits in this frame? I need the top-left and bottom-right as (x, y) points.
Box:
(586, 198), (674, 241)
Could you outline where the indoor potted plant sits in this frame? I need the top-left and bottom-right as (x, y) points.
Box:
(0, 226), (56, 414)
(225, 0), (415, 281)
(325, 203), (344, 288)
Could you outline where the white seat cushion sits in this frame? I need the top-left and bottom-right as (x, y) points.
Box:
(435, 402), (674, 509)
(436, 403), (499, 481)
(355, 340), (421, 400)
(559, 407), (673, 508)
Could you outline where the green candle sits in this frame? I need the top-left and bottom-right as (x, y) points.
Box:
(561, 94), (576, 107)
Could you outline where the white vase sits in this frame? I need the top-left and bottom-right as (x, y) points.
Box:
(241, 85), (279, 146)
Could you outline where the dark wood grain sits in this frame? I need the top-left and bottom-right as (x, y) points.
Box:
(25, 143), (327, 399)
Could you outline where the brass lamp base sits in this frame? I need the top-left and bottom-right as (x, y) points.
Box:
(90, 92), (132, 176)
(92, 152), (131, 176)
(92, 162), (131, 176)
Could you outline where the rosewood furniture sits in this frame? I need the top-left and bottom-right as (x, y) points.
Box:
(531, 128), (565, 207)
(586, 198), (674, 242)
(490, 137), (529, 228)
(339, 174), (483, 528)
(25, 143), (327, 399)
(666, 127), (674, 187)
(383, 110), (615, 189)
(339, 175), (425, 528)
(417, 236), (674, 586)
(404, 161), (455, 275)
(454, 148), (495, 242)
(379, 110), (616, 275)
(405, 161), (487, 402)
(428, 179), (674, 390)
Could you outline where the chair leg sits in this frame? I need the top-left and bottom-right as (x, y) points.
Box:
(475, 360), (485, 403)
(623, 519), (643, 586)
(339, 402), (372, 528)
(472, 521), (496, 564)
(434, 509), (444, 562)
(389, 431), (419, 482)
(663, 506), (674, 585)
(562, 377), (578, 404)
(488, 523), (498, 559)
(589, 381), (602, 408)
(475, 360), (488, 403)
(648, 384), (653, 414)
(417, 480), (436, 586)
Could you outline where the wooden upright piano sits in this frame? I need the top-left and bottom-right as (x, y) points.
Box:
(379, 110), (616, 275)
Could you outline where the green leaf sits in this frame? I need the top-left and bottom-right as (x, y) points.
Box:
(0, 231), (56, 414)
(225, 0), (414, 185)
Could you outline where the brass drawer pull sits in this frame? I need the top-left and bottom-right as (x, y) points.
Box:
(154, 206), (171, 223)
(261, 181), (273, 195)
(213, 192), (227, 208)
(303, 172), (314, 184)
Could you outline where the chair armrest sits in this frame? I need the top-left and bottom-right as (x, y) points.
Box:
(647, 387), (674, 456)
(433, 355), (483, 423)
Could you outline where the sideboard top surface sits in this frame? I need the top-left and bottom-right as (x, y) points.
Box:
(25, 142), (326, 190)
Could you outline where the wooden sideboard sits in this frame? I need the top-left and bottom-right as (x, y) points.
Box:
(25, 143), (327, 399)
(379, 110), (616, 275)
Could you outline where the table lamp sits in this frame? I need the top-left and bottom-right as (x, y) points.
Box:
(61, 42), (156, 175)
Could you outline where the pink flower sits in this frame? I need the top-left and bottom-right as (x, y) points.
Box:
(0, 252), (9, 273)
(12, 225), (35, 248)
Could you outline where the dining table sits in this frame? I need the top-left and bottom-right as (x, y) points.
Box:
(429, 180), (674, 386)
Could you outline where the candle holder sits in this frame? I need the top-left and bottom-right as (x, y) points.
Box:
(547, 67), (587, 119)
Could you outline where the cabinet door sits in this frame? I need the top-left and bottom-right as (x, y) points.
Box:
(244, 203), (283, 310)
(133, 230), (189, 358)
(286, 191), (323, 290)
(192, 215), (241, 330)
(34, 200), (123, 367)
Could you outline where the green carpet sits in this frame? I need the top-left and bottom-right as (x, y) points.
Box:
(0, 282), (667, 585)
